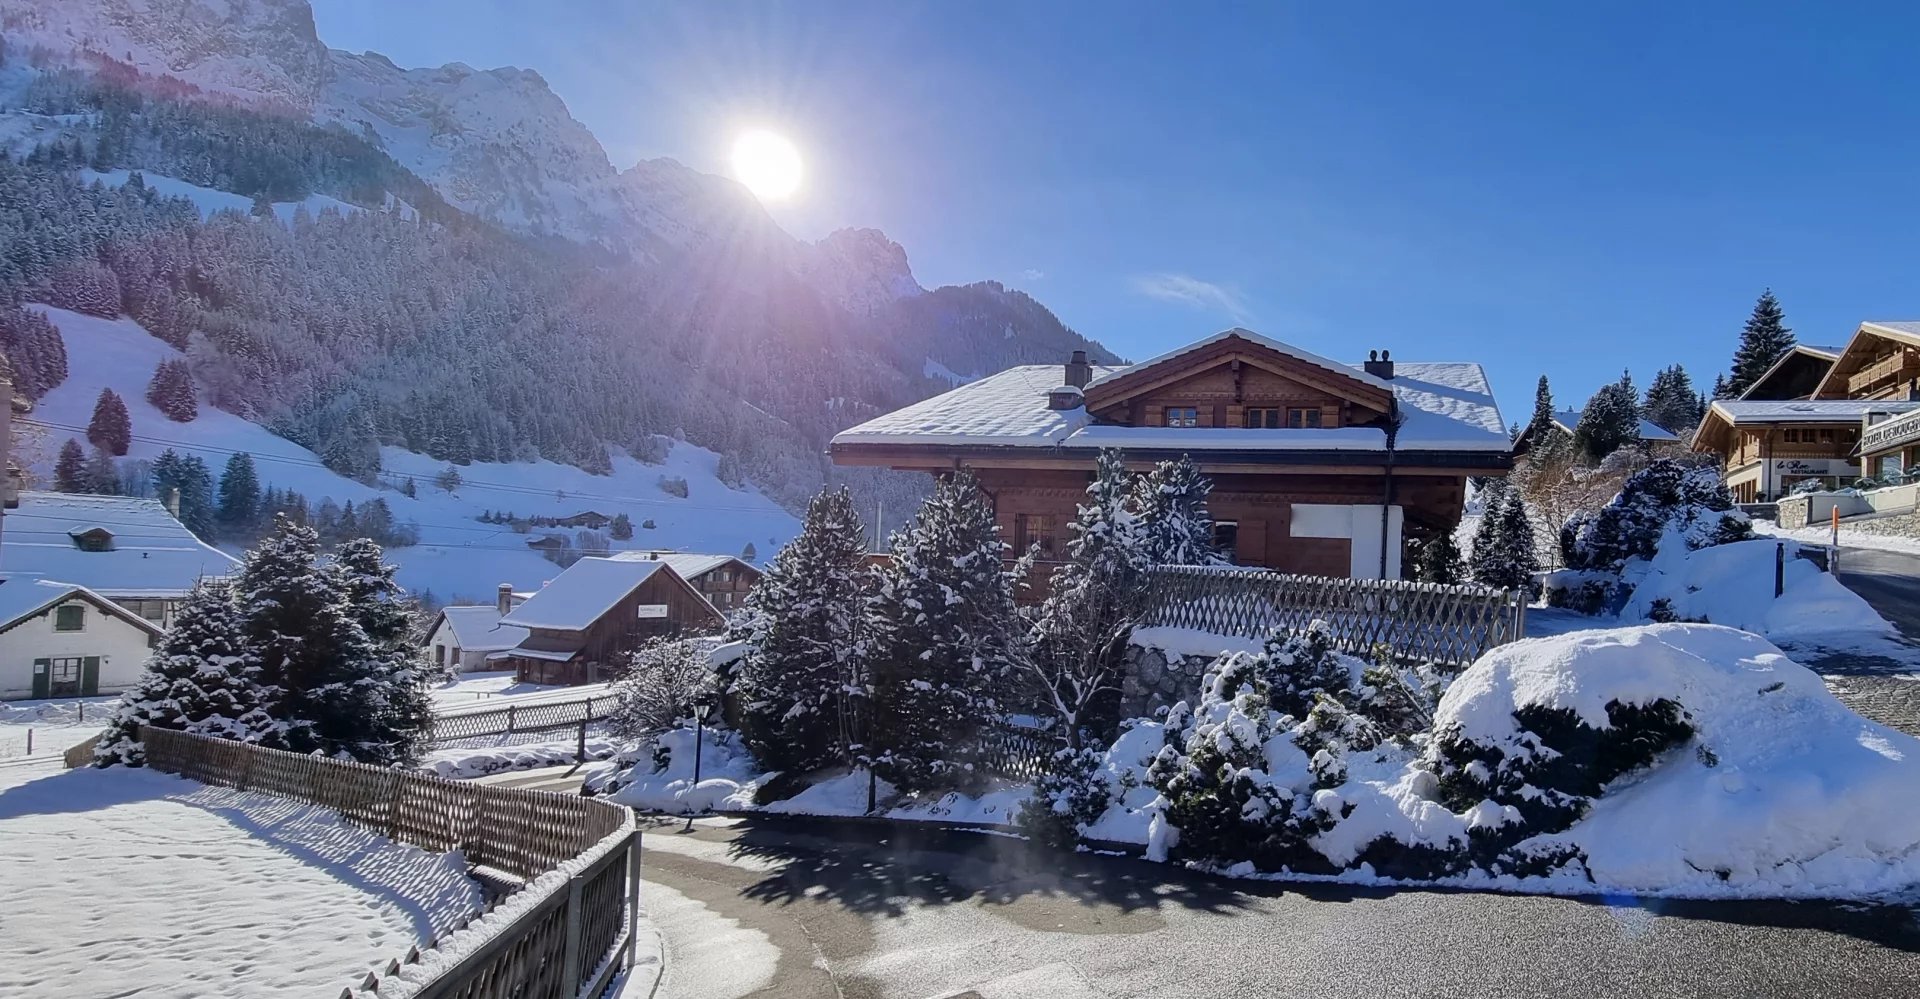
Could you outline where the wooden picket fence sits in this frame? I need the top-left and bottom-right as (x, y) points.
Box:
(1141, 565), (1527, 667)
(138, 727), (639, 999)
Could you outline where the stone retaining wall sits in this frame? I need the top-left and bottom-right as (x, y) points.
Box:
(1118, 643), (1218, 719)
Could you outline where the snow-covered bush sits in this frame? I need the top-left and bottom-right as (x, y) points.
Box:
(1622, 538), (1893, 641)
(1561, 459), (1751, 572)
(1540, 568), (1621, 616)
(608, 637), (718, 743)
(1255, 621), (1354, 720)
(1014, 746), (1114, 849)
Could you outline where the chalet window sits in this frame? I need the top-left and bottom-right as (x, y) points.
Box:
(1212, 521), (1240, 560)
(125, 599), (167, 623)
(53, 604), (85, 632)
(1783, 429), (1800, 443)
(1286, 408), (1323, 429)
(1243, 408), (1282, 429)
(1016, 513), (1059, 559)
(1164, 406), (1199, 428)
(1818, 429), (1835, 443)
(49, 657), (83, 697)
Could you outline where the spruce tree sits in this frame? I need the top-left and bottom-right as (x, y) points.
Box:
(85, 448), (121, 495)
(1469, 493), (1540, 590)
(94, 580), (273, 767)
(610, 512), (633, 541)
(1025, 449), (1154, 746)
(1414, 531), (1466, 584)
(1642, 364), (1703, 434)
(1726, 289), (1795, 398)
(1527, 375), (1555, 443)
(145, 358), (197, 422)
(866, 471), (1021, 790)
(1572, 382), (1639, 462)
(332, 539), (433, 762)
(237, 519), (400, 762)
(733, 488), (870, 774)
(53, 438), (87, 492)
(86, 388), (131, 456)
(152, 450), (217, 540)
(217, 452), (261, 529)
(1139, 454), (1223, 565)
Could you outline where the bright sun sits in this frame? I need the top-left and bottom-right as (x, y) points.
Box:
(731, 129), (803, 201)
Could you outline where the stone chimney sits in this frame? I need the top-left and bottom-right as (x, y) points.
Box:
(1364, 349), (1395, 380)
(497, 582), (513, 615)
(1064, 349), (1092, 389)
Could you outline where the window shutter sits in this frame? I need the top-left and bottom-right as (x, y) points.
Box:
(31, 658), (50, 700)
(81, 657), (101, 696)
(1145, 405), (1163, 427)
(1226, 405), (1244, 427)
(1198, 406), (1215, 427)
(1320, 406), (1338, 428)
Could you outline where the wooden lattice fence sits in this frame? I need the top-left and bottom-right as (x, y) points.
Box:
(1141, 566), (1527, 667)
(138, 727), (639, 999)
(428, 697), (620, 748)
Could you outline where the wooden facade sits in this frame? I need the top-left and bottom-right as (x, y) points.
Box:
(832, 332), (1510, 580)
(683, 560), (760, 613)
(504, 568), (724, 686)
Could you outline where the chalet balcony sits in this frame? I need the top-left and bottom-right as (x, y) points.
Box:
(1847, 351), (1920, 395)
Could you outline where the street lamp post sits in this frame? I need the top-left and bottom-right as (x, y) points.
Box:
(686, 700), (714, 829)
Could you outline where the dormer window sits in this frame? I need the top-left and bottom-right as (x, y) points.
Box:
(69, 527), (115, 552)
(1164, 406), (1199, 428)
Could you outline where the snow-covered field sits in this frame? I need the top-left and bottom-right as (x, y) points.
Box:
(0, 762), (483, 998)
(429, 671), (610, 712)
(21, 306), (799, 602)
(0, 696), (113, 759)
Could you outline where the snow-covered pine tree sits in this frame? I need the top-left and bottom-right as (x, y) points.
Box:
(1139, 454), (1223, 566)
(1726, 289), (1795, 398)
(145, 358), (197, 422)
(151, 450), (217, 540)
(94, 580), (273, 767)
(84, 448), (121, 495)
(1641, 364), (1703, 434)
(1414, 530), (1466, 584)
(236, 518), (401, 762)
(1572, 380), (1639, 462)
(732, 487), (870, 774)
(54, 438), (87, 492)
(216, 452), (260, 529)
(1527, 375), (1555, 443)
(86, 387), (131, 456)
(332, 538), (433, 762)
(1469, 492), (1540, 590)
(866, 470), (1021, 790)
(610, 512), (634, 541)
(1022, 449), (1154, 747)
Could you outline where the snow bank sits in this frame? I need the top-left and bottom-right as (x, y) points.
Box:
(1622, 538), (1893, 641)
(1440, 624), (1920, 898)
(420, 738), (618, 780)
(1128, 626), (1264, 660)
(603, 727), (763, 813)
(0, 765), (483, 998)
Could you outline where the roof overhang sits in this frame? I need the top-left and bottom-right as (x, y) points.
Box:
(1736, 345), (1839, 402)
(1811, 322), (1920, 399)
(829, 439), (1511, 472)
(1079, 329), (1395, 416)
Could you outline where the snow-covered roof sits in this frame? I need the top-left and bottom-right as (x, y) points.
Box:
(1861, 321), (1920, 342)
(830, 350), (1510, 454)
(607, 551), (748, 581)
(1707, 400), (1920, 424)
(1, 492), (239, 599)
(1800, 344), (1847, 357)
(1551, 409), (1680, 442)
(434, 605), (529, 652)
(499, 557), (666, 631)
(1083, 328), (1394, 394)
(0, 577), (162, 636)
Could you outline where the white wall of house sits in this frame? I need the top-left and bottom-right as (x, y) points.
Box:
(425, 617), (494, 674)
(1291, 503), (1405, 579)
(0, 599), (155, 701)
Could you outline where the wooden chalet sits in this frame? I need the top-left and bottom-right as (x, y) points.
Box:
(629, 553), (761, 613)
(1811, 322), (1920, 480)
(830, 329), (1514, 579)
(494, 555), (726, 686)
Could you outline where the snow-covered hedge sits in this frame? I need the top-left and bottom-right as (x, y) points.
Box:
(1561, 459), (1751, 573)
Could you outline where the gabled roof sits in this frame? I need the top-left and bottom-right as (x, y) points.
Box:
(1705, 399), (1920, 424)
(1810, 322), (1920, 399)
(2, 492), (238, 598)
(1736, 344), (1844, 402)
(829, 332), (1509, 456)
(431, 605), (529, 652)
(500, 557), (668, 632)
(1546, 409), (1680, 443)
(1083, 327), (1394, 396)
(608, 551), (757, 582)
(0, 577), (164, 638)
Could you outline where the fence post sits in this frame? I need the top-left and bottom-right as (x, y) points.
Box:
(505, 704), (516, 735)
(626, 832), (642, 967)
(576, 718), (588, 764)
(559, 873), (586, 992)
(1774, 543), (1786, 599)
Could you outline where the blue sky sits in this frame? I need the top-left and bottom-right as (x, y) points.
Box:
(311, 2), (1920, 425)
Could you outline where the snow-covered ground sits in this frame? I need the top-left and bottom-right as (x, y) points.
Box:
(1755, 517), (1920, 557)
(80, 168), (364, 224)
(0, 762), (484, 998)
(21, 306), (799, 602)
(0, 696), (113, 760)
(421, 737), (618, 780)
(429, 671), (611, 712)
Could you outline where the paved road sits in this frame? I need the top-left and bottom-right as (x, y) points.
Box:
(1834, 546), (1920, 642)
(1790, 546), (1920, 735)
(637, 815), (1920, 999)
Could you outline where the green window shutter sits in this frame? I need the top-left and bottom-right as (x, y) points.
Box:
(31, 658), (50, 700)
(81, 657), (101, 696)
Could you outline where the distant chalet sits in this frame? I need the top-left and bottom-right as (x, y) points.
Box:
(830, 329), (1512, 578)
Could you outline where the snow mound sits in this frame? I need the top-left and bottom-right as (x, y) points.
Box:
(603, 727), (762, 813)
(1444, 624), (1920, 898)
(1622, 538), (1893, 641)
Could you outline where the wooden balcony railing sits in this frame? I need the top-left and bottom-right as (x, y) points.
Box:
(1848, 351), (1920, 394)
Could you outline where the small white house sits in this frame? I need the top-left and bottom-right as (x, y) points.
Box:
(424, 584), (530, 674)
(0, 577), (162, 700)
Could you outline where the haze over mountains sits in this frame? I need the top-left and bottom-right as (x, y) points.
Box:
(0, 0), (1115, 573)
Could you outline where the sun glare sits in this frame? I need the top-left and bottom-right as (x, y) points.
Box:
(731, 129), (803, 201)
